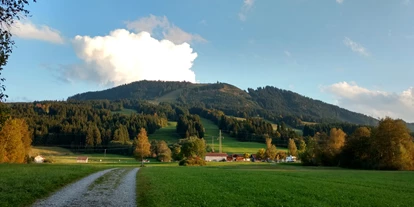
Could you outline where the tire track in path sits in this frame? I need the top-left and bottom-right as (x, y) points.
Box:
(32, 168), (139, 207)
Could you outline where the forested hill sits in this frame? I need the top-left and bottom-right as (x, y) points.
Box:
(68, 80), (194, 101)
(67, 80), (410, 128)
(248, 86), (378, 125)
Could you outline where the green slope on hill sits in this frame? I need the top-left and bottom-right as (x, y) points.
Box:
(148, 121), (180, 143)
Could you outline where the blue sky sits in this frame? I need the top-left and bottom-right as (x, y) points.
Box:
(4, 0), (414, 122)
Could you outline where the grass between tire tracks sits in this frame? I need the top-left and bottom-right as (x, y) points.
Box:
(136, 163), (414, 207)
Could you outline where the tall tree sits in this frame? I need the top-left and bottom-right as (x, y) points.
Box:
(256, 148), (266, 160)
(133, 128), (151, 167)
(298, 138), (306, 157)
(264, 137), (277, 160)
(157, 140), (172, 162)
(288, 138), (298, 156)
(179, 136), (206, 158)
(340, 127), (372, 169)
(372, 117), (414, 170)
(0, 118), (31, 163)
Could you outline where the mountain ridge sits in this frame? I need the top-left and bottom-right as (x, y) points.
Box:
(67, 80), (414, 130)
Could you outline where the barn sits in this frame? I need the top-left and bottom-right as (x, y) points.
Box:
(205, 153), (228, 162)
(76, 156), (89, 163)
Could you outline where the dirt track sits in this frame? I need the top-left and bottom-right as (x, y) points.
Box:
(31, 168), (139, 207)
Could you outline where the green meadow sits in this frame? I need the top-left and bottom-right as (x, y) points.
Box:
(2, 147), (414, 207)
(149, 118), (276, 154)
(137, 163), (414, 207)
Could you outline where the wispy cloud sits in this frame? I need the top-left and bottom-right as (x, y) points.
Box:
(343, 37), (370, 57)
(322, 81), (414, 122)
(239, 0), (255, 21)
(125, 15), (206, 45)
(284, 50), (291, 57)
(336, 0), (344, 4)
(10, 20), (64, 44)
(402, 0), (411, 5)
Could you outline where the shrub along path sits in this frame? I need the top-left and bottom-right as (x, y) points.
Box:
(31, 168), (139, 207)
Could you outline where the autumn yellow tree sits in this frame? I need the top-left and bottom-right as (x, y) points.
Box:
(0, 118), (32, 163)
(372, 117), (414, 170)
(133, 128), (151, 167)
(256, 148), (266, 160)
(157, 140), (172, 162)
(264, 137), (277, 160)
(288, 138), (298, 156)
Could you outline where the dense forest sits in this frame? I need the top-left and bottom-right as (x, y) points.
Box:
(7, 101), (168, 154)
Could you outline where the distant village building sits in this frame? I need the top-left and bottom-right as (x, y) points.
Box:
(77, 157), (89, 163)
(286, 155), (296, 162)
(34, 155), (45, 163)
(205, 153), (228, 162)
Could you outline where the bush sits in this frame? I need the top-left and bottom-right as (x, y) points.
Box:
(178, 157), (206, 166)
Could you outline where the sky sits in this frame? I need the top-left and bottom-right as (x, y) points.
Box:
(4, 0), (414, 122)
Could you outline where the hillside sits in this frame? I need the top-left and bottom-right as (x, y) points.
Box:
(67, 80), (413, 128)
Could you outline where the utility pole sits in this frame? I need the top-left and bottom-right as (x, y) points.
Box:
(104, 149), (106, 157)
(218, 130), (224, 153)
(211, 136), (215, 152)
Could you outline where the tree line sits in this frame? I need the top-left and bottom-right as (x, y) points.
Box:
(7, 102), (167, 155)
(299, 117), (414, 170)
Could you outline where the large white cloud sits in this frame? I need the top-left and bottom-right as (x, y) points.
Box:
(10, 20), (64, 44)
(62, 29), (197, 86)
(323, 81), (414, 122)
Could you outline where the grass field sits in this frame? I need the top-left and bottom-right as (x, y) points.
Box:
(137, 163), (414, 207)
(0, 164), (107, 207)
(201, 118), (286, 154)
(148, 121), (181, 143)
(30, 146), (138, 164)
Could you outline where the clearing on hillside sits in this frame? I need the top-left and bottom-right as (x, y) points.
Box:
(200, 118), (285, 154)
(148, 121), (180, 143)
(110, 108), (137, 115)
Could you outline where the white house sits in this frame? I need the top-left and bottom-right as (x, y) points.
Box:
(205, 153), (228, 162)
(286, 155), (297, 162)
(34, 155), (45, 163)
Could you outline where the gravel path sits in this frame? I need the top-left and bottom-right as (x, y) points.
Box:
(32, 168), (139, 207)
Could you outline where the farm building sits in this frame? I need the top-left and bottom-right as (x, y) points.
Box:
(286, 155), (297, 162)
(76, 156), (89, 163)
(205, 153), (228, 161)
(34, 155), (45, 163)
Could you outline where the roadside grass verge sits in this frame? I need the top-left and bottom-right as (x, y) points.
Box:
(137, 163), (414, 207)
(0, 164), (107, 207)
